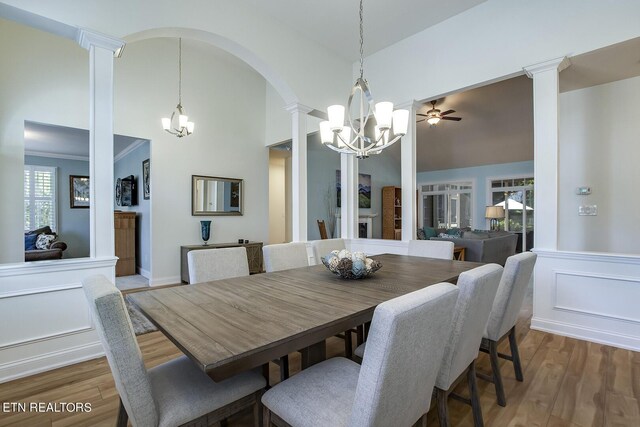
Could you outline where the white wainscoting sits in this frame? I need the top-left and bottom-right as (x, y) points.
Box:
(0, 257), (117, 383)
(532, 249), (640, 351)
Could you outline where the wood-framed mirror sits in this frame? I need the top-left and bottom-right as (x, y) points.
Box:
(191, 175), (243, 216)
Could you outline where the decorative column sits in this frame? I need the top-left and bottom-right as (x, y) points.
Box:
(286, 103), (313, 242)
(524, 57), (570, 250)
(77, 29), (125, 259)
(340, 153), (358, 239)
(399, 101), (419, 242)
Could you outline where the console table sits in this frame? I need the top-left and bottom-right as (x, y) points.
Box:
(180, 242), (264, 283)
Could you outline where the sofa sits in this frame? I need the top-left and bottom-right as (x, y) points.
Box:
(428, 229), (518, 265)
(24, 226), (68, 261)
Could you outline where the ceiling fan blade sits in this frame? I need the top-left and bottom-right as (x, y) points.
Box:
(440, 110), (456, 116)
(441, 116), (462, 121)
(416, 119), (426, 123)
(416, 113), (429, 117)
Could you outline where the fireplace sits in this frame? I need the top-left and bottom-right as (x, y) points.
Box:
(358, 222), (368, 239)
(335, 213), (377, 239)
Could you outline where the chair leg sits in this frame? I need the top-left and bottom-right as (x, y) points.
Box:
(344, 329), (353, 359)
(280, 355), (289, 381)
(436, 388), (450, 427)
(220, 419), (229, 427)
(263, 406), (272, 427)
(116, 398), (128, 427)
(467, 362), (484, 427)
(262, 363), (271, 389)
(508, 327), (524, 382)
(253, 400), (262, 427)
(356, 325), (364, 346)
(489, 339), (507, 407)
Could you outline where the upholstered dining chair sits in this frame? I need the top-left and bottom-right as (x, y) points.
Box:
(262, 282), (460, 427)
(478, 252), (537, 407)
(82, 275), (266, 427)
(408, 239), (455, 260)
(311, 238), (346, 265)
(434, 264), (503, 427)
(187, 247), (250, 284)
(263, 242), (309, 273)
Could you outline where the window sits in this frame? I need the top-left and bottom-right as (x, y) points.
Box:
(489, 176), (534, 251)
(24, 165), (57, 232)
(421, 182), (473, 229)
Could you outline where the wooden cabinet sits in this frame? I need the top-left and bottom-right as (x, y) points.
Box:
(180, 242), (264, 283)
(382, 186), (402, 240)
(114, 211), (136, 277)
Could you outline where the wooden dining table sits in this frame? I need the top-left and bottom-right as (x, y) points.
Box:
(129, 254), (481, 381)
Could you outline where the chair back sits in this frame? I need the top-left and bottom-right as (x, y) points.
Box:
(263, 242), (309, 272)
(317, 220), (328, 239)
(408, 239), (455, 260)
(187, 247), (249, 284)
(311, 238), (346, 265)
(486, 252), (537, 341)
(436, 264), (502, 390)
(82, 275), (158, 427)
(350, 283), (459, 427)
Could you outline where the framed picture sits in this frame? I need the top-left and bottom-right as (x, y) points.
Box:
(120, 175), (137, 207)
(70, 175), (90, 209)
(335, 171), (371, 209)
(142, 158), (150, 200)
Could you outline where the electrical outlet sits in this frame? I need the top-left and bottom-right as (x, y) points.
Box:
(578, 205), (597, 216)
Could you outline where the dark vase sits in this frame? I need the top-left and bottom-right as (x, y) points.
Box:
(200, 220), (211, 245)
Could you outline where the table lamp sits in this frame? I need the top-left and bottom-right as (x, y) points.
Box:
(485, 206), (505, 231)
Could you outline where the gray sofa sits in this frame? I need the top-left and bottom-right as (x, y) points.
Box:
(431, 231), (518, 265)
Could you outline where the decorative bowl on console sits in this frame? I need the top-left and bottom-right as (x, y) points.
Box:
(321, 249), (382, 279)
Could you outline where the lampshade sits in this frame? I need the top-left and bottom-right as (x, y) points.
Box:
(161, 118), (171, 131)
(392, 109), (409, 135)
(319, 121), (333, 144)
(427, 116), (440, 126)
(178, 114), (188, 129)
(485, 206), (505, 219)
(186, 122), (195, 133)
(374, 101), (393, 129)
(327, 105), (345, 131)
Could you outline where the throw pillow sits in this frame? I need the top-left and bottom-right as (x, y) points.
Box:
(35, 234), (57, 250)
(446, 228), (461, 237)
(24, 234), (38, 250)
(417, 228), (426, 240)
(438, 232), (453, 238)
(423, 227), (437, 239)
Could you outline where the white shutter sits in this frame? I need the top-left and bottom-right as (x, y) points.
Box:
(24, 165), (57, 232)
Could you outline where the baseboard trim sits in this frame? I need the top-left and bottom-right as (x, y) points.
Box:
(0, 340), (105, 384)
(531, 316), (640, 352)
(149, 275), (181, 286)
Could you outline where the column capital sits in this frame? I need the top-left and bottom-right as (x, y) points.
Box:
(77, 28), (125, 57)
(284, 102), (314, 115)
(523, 56), (571, 78)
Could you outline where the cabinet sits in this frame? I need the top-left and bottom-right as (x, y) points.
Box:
(114, 211), (136, 276)
(180, 242), (264, 283)
(382, 186), (402, 240)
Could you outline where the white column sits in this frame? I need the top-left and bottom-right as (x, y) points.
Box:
(285, 103), (313, 242)
(77, 29), (125, 259)
(399, 101), (419, 242)
(340, 153), (358, 239)
(524, 57), (570, 250)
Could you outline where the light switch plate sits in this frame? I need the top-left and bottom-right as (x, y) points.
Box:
(578, 205), (597, 216)
(576, 187), (591, 195)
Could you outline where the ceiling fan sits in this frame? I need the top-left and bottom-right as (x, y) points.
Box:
(417, 100), (462, 126)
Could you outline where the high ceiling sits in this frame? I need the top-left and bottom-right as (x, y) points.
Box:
(244, 0), (487, 61)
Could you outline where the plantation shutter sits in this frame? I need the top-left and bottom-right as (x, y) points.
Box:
(24, 165), (57, 232)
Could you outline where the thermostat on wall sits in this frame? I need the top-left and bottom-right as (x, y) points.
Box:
(576, 187), (591, 195)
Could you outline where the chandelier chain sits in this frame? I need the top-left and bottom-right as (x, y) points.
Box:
(178, 38), (182, 105)
(359, 0), (364, 79)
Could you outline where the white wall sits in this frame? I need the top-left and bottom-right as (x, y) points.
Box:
(114, 37), (269, 285)
(268, 152), (287, 244)
(558, 76), (640, 254)
(0, 18), (89, 263)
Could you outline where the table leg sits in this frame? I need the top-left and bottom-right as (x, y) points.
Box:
(300, 340), (326, 369)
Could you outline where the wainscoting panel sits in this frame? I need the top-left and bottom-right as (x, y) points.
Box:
(0, 257), (117, 383)
(532, 250), (640, 351)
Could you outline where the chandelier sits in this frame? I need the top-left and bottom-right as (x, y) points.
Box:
(319, 0), (408, 159)
(162, 38), (194, 138)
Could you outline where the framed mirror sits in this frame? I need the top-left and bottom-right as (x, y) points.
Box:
(192, 175), (243, 216)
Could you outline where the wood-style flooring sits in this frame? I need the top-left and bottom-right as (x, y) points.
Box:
(0, 289), (638, 427)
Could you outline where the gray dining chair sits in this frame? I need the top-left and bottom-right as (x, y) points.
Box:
(311, 238), (346, 265)
(187, 247), (249, 284)
(82, 275), (265, 427)
(263, 242), (309, 272)
(478, 252), (537, 406)
(262, 282), (460, 427)
(408, 239), (455, 260)
(434, 263), (503, 427)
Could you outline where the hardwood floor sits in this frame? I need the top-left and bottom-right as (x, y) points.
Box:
(0, 289), (638, 427)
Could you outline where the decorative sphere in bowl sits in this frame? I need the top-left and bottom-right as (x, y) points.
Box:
(321, 250), (382, 279)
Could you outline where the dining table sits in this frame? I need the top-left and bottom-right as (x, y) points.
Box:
(129, 253), (482, 382)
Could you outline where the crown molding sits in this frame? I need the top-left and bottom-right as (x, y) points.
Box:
(114, 139), (146, 163)
(24, 150), (89, 162)
(76, 28), (125, 56)
(285, 103), (314, 114)
(523, 56), (571, 78)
